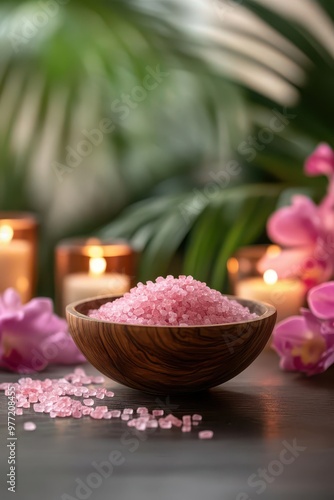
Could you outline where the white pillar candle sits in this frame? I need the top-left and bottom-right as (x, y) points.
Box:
(0, 225), (32, 303)
(63, 256), (130, 309)
(236, 269), (305, 323)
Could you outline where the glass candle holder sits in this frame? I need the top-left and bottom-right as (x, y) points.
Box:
(55, 238), (136, 313)
(227, 245), (306, 323)
(0, 212), (38, 303)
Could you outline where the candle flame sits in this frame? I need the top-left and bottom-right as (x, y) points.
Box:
(89, 257), (107, 276)
(263, 269), (278, 285)
(0, 225), (14, 244)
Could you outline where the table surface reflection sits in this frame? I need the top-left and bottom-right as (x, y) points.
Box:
(0, 351), (333, 500)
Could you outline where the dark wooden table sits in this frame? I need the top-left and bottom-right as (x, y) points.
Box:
(1, 350), (333, 500)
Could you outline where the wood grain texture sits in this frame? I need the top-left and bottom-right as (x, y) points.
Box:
(67, 295), (277, 394)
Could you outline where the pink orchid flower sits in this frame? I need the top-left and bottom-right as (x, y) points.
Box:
(0, 288), (86, 373)
(259, 144), (334, 288)
(272, 281), (334, 375)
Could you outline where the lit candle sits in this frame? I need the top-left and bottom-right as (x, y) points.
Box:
(235, 269), (305, 323)
(0, 224), (32, 302)
(62, 252), (130, 308)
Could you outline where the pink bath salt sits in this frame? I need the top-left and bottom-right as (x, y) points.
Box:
(121, 414), (130, 421)
(159, 419), (172, 429)
(103, 412), (112, 419)
(95, 406), (108, 413)
(198, 430), (214, 440)
(83, 399), (94, 407)
(182, 426), (191, 433)
(123, 408), (134, 415)
(90, 411), (104, 420)
(137, 407), (148, 414)
(24, 422), (36, 431)
(146, 420), (158, 429)
(88, 275), (257, 326)
(192, 414), (202, 421)
(72, 410), (83, 419)
(92, 376), (105, 384)
(106, 391), (115, 398)
(16, 408), (23, 416)
(136, 422), (147, 431)
(82, 407), (93, 416)
(182, 415), (191, 425)
(33, 404), (44, 413)
(111, 410), (121, 418)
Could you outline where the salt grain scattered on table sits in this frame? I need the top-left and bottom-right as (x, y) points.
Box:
(24, 422), (36, 431)
(198, 430), (214, 440)
(88, 275), (257, 326)
(0, 368), (213, 441)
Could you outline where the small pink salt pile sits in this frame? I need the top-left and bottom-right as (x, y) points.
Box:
(89, 275), (257, 326)
(0, 368), (213, 440)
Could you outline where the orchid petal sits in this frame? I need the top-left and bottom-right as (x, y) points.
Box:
(267, 195), (319, 247)
(305, 143), (334, 177)
(308, 281), (334, 320)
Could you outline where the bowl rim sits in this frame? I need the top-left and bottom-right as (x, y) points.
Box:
(66, 294), (277, 328)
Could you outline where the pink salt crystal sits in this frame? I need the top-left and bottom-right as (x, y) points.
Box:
(16, 408), (23, 416)
(88, 275), (257, 326)
(182, 415), (191, 425)
(22, 402), (30, 409)
(127, 420), (137, 427)
(111, 410), (121, 418)
(95, 406), (108, 413)
(24, 422), (36, 431)
(159, 419), (172, 429)
(192, 414), (202, 421)
(192, 421), (199, 426)
(74, 368), (86, 377)
(82, 407), (93, 416)
(83, 399), (94, 407)
(72, 410), (82, 419)
(96, 393), (105, 400)
(198, 430), (214, 440)
(137, 407), (148, 414)
(106, 391), (114, 397)
(50, 411), (57, 418)
(90, 410), (104, 419)
(33, 404), (44, 413)
(103, 412), (112, 419)
(182, 426), (191, 432)
(81, 377), (92, 385)
(136, 422), (147, 431)
(92, 376), (105, 384)
(152, 409), (164, 417)
(123, 408), (133, 415)
(29, 394), (38, 403)
(121, 414), (130, 421)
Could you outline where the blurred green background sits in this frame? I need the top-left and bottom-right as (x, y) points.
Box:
(0, 0), (333, 297)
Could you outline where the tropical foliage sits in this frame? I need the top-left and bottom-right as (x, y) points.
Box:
(0, 0), (333, 294)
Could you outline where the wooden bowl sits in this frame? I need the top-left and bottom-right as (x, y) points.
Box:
(66, 295), (276, 394)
